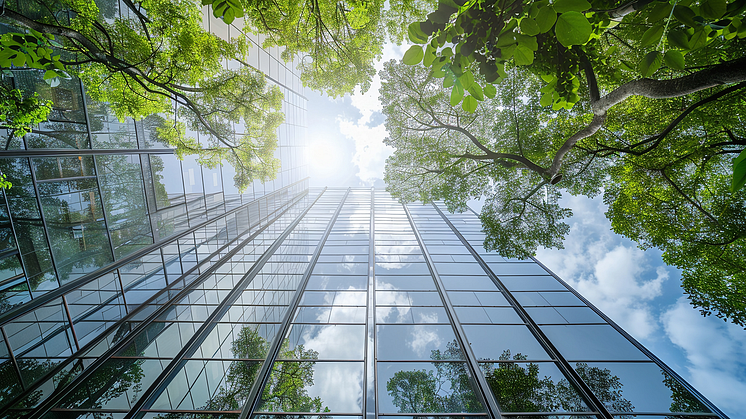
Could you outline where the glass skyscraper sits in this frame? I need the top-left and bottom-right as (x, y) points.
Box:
(0, 7), (730, 419)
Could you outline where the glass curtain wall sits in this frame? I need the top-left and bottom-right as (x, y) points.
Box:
(0, 189), (726, 419)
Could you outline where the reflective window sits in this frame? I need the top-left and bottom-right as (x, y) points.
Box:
(540, 325), (649, 361)
(281, 325), (365, 360)
(377, 325), (463, 360)
(480, 362), (589, 413)
(462, 325), (550, 361)
(257, 362), (363, 413)
(577, 362), (711, 414)
(377, 362), (485, 413)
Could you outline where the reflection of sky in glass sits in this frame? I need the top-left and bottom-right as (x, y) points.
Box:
(282, 324), (365, 359)
(540, 325), (649, 361)
(377, 325), (462, 360)
(463, 325), (550, 361)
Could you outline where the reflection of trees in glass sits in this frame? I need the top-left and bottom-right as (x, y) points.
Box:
(482, 351), (556, 412)
(164, 326), (329, 416)
(557, 363), (633, 414)
(387, 340), (482, 414)
(662, 371), (709, 415)
(386, 342), (635, 415)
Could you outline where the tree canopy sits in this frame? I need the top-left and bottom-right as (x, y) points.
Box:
(384, 0), (746, 326)
(1, 0), (284, 191)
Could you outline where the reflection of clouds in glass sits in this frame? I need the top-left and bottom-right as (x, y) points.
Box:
(409, 326), (442, 357)
(306, 362), (364, 412)
(375, 245), (420, 255)
(378, 306), (412, 323)
(415, 311), (439, 323)
(301, 325), (364, 359)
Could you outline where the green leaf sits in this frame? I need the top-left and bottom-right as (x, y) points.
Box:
(663, 50), (685, 70)
(513, 44), (535, 65)
(619, 59), (635, 71)
(648, 2), (673, 22)
(638, 51), (663, 77)
(43, 69), (57, 80)
(540, 92), (553, 106)
(423, 44), (437, 66)
(459, 71), (474, 90)
(732, 148), (746, 191)
(462, 95), (478, 113)
(555, 12), (592, 47)
(403, 45), (424, 65)
(443, 75), (454, 88)
(668, 29), (691, 49)
(408, 22), (429, 43)
(535, 6), (558, 33)
(689, 27), (712, 49)
(520, 18), (540, 36)
(701, 0), (727, 19)
(450, 83), (464, 106)
(484, 84), (497, 98)
(673, 6), (697, 26)
(641, 25), (664, 47)
(552, 0), (591, 13)
(467, 83), (484, 100)
(516, 34), (538, 51)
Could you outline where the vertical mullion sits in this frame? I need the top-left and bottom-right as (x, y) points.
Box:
(364, 188), (375, 419)
(401, 203), (502, 419)
(431, 203), (613, 419)
(239, 187), (351, 419)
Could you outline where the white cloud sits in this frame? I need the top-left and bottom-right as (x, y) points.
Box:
(409, 325), (442, 357)
(536, 195), (668, 340)
(337, 44), (408, 185)
(662, 298), (746, 415)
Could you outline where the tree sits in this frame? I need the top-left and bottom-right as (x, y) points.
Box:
(1, 0), (284, 191)
(203, 0), (439, 97)
(383, 22), (746, 325)
(0, 78), (51, 142)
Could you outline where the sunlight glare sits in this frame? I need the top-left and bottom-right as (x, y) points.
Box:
(307, 138), (343, 177)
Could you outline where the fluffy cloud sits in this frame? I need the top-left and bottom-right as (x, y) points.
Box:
(535, 194), (668, 340)
(662, 298), (746, 416)
(337, 44), (408, 185)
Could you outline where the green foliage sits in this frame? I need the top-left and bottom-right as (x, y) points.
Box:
(0, 174), (11, 190)
(0, 31), (69, 87)
(382, 62), (591, 258)
(2, 0), (284, 191)
(0, 83), (52, 138)
(391, 0), (746, 325)
(402, 0), (746, 114)
(237, 0), (387, 97)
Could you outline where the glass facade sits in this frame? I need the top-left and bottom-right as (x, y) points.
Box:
(0, 7), (728, 419)
(0, 184), (728, 418)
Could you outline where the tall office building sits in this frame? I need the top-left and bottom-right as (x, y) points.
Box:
(0, 6), (730, 419)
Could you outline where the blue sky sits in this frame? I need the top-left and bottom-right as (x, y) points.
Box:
(303, 44), (746, 418)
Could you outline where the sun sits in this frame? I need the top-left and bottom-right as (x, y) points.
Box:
(307, 137), (343, 177)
